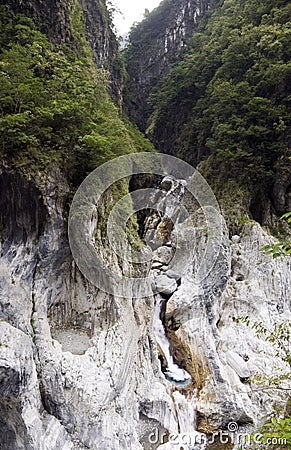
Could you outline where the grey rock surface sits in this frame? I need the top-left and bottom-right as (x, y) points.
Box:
(225, 351), (251, 379)
(0, 168), (290, 448)
(152, 246), (173, 265)
(154, 275), (178, 295)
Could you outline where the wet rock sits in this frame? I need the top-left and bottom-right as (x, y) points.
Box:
(154, 275), (178, 295)
(152, 246), (173, 265)
(225, 351), (251, 379)
(165, 270), (181, 281)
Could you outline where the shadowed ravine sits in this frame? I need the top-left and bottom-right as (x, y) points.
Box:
(0, 0), (290, 449)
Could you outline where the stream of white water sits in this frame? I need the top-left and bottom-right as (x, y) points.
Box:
(150, 177), (206, 449)
(153, 296), (206, 449)
(153, 295), (192, 385)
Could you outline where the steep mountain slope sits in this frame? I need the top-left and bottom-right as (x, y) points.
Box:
(0, 0), (290, 449)
(0, 2), (155, 448)
(0, 0), (117, 68)
(0, 3), (152, 186)
(0, 0), (128, 110)
(126, 0), (291, 230)
(124, 0), (212, 130)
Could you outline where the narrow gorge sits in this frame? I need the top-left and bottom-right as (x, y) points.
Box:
(0, 1), (290, 450)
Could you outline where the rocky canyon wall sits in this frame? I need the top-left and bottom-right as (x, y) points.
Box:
(0, 166), (290, 449)
(0, 0), (117, 68)
(0, 0), (290, 449)
(125, 0), (212, 130)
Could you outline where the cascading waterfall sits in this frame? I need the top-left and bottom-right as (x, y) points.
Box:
(153, 294), (206, 449)
(147, 176), (206, 449)
(153, 295), (191, 386)
(172, 391), (197, 433)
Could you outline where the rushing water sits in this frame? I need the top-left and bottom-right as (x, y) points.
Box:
(172, 391), (197, 433)
(150, 177), (206, 449)
(153, 295), (192, 386)
(153, 296), (207, 450)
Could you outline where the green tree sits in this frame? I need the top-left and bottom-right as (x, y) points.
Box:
(261, 213), (291, 257)
(145, 0), (291, 204)
(0, 7), (153, 185)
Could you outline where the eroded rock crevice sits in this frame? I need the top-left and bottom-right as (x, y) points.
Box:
(0, 160), (290, 449)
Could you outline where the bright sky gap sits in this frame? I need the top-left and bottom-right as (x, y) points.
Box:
(112, 0), (161, 35)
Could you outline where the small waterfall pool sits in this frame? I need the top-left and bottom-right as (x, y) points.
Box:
(148, 177), (206, 449)
(153, 295), (192, 386)
(153, 295), (207, 450)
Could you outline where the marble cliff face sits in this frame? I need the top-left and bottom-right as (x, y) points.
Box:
(125, 0), (212, 131)
(0, 0), (290, 448)
(0, 167), (290, 449)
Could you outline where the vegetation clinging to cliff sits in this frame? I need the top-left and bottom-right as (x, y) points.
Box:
(0, 6), (153, 186)
(146, 0), (291, 204)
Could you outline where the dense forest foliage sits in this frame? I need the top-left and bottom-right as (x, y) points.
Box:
(143, 0), (291, 222)
(1, 0), (290, 224)
(124, 0), (209, 131)
(0, 5), (153, 186)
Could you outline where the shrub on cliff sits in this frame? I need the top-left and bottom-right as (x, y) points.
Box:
(0, 6), (153, 185)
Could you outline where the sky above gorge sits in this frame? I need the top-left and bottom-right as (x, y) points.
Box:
(112, 0), (161, 35)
